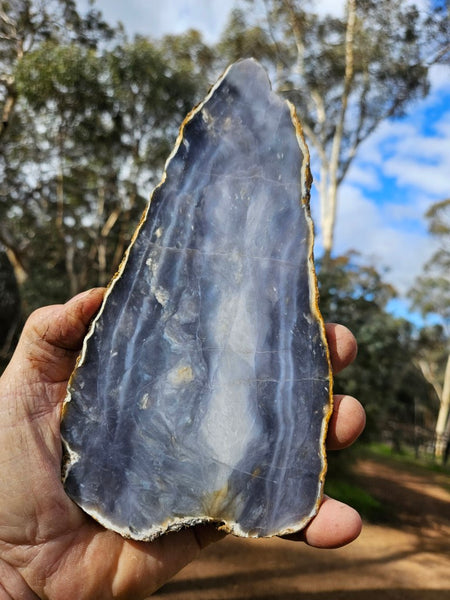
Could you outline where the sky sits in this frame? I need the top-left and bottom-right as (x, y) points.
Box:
(79, 0), (233, 43)
(77, 0), (450, 322)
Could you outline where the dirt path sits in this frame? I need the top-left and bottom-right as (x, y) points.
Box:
(155, 458), (450, 599)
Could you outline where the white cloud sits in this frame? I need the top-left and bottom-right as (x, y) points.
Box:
(346, 163), (381, 190)
(425, 64), (450, 100)
(384, 159), (449, 197)
(79, 0), (234, 42)
(333, 184), (438, 296)
(331, 64), (450, 303)
(383, 193), (432, 224)
(380, 119), (450, 197)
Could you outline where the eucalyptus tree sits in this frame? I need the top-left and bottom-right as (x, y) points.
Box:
(0, 2), (208, 368)
(0, 1), (111, 360)
(0, 0), (115, 300)
(217, 0), (449, 258)
(410, 199), (450, 460)
(13, 40), (121, 300)
(0, 0), (114, 142)
(2, 34), (204, 310)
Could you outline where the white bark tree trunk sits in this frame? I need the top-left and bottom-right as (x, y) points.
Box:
(416, 353), (450, 462)
(291, 0), (356, 258)
(435, 354), (450, 460)
(321, 174), (338, 257)
(321, 0), (355, 257)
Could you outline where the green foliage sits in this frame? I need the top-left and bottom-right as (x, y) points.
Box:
(318, 253), (434, 445)
(0, 0), (115, 133)
(325, 478), (388, 522)
(160, 28), (217, 80)
(0, 1), (209, 367)
(107, 35), (202, 174)
(215, 8), (275, 65)
(364, 442), (450, 475)
(327, 442), (450, 523)
(16, 41), (110, 118)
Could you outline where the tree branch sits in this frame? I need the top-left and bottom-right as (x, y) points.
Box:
(262, 0), (289, 72)
(281, 0), (305, 78)
(101, 207), (121, 238)
(0, 227), (28, 284)
(0, 83), (17, 142)
(0, 8), (16, 31)
(426, 43), (450, 67)
(416, 358), (443, 402)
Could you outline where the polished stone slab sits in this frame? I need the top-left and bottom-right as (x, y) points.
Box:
(61, 58), (332, 541)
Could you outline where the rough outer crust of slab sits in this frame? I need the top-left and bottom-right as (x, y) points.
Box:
(61, 58), (333, 541)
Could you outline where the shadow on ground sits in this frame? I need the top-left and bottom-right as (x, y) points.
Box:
(155, 457), (450, 599)
(159, 592), (446, 600)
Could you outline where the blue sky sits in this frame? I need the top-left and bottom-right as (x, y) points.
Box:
(77, 0), (450, 320)
(336, 66), (450, 294)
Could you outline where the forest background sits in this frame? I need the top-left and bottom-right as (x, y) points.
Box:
(0, 0), (449, 462)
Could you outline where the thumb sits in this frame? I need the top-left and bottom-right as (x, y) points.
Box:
(5, 288), (105, 385)
(29, 288), (105, 352)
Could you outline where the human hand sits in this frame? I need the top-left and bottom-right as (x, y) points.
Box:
(0, 289), (365, 599)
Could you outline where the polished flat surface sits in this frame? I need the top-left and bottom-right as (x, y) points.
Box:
(61, 58), (332, 541)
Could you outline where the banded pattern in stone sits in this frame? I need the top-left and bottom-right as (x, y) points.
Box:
(61, 58), (332, 541)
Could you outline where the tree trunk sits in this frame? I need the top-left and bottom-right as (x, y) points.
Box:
(435, 353), (450, 461)
(3, 246), (27, 285)
(0, 84), (17, 142)
(321, 170), (337, 259)
(316, 0), (356, 259)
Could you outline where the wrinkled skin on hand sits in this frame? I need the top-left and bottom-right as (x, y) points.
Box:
(0, 289), (365, 599)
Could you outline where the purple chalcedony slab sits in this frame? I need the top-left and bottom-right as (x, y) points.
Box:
(61, 58), (332, 541)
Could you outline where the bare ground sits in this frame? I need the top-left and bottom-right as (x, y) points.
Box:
(154, 457), (450, 599)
